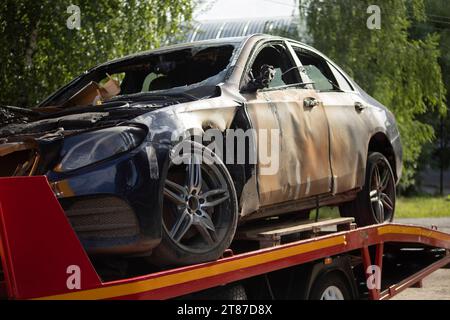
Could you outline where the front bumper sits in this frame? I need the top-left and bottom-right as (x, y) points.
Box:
(47, 142), (170, 255)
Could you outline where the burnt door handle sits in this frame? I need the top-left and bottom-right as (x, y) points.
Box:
(304, 97), (319, 108)
(355, 101), (366, 112)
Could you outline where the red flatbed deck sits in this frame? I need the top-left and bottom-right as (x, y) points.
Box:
(1, 176), (449, 300)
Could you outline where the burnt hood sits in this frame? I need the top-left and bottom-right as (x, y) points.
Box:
(0, 101), (168, 139)
(0, 100), (165, 177)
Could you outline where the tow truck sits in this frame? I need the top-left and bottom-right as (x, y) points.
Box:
(1, 176), (449, 300)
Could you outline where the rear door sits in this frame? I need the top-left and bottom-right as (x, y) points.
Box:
(291, 45), (370, 194)
(241, 41), (333, 207)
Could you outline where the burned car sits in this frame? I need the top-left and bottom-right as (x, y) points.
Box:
(0, 35), (402, 266)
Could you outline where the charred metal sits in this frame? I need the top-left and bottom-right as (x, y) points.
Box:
(0, 35), (402, 263)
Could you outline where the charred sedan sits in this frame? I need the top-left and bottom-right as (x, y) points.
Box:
(0, 35), (402, 266)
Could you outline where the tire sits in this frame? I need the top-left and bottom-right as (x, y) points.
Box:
(192, 284), (247, 300)
(339, 152), (396, 226)
(309, 272), (352, 300)
(151, 142), (238, 267)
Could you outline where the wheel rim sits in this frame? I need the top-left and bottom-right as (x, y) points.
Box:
(163, 152), (232, 252)
(369, 159), (395, 223)
(320, 286), (345, 300)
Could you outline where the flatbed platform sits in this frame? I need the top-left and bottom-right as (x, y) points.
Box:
(1, 176), (449, 300)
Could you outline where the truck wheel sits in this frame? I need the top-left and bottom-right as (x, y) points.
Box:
(309, 272), (352, 300)
(151, 142), (238, 267)
(339, 152), (396, 226)
(187, 284), (247, 300)
(217, 284), (247, 300)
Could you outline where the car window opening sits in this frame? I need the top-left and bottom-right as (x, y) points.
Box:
(43, 44), (236, 108)
(294, 49), (342, 92)
(250, 44), (299, 88)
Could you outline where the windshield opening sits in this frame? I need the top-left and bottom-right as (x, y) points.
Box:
(42, 44), (236, 108)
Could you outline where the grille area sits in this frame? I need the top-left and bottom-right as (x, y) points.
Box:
(61, 196), (140, 241)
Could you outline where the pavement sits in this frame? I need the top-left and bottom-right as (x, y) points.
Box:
(391, 218), (450, 300)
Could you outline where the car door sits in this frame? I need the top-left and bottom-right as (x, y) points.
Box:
(240, 41), (333, 207)
(291, 45), (370, 194)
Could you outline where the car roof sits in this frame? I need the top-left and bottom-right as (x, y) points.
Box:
(96, 34), (312, 69)
(96, 35), (251, 69)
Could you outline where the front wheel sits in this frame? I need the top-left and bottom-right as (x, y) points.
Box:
(151, 142), (238, 267)
(339, 152), (396, 226)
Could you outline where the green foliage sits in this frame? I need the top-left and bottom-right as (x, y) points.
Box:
(300, 0), (447, 189)
(0, 0), (193, 107)
(411, 0), (450, 195)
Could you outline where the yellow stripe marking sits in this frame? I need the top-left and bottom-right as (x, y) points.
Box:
(378, 225), (450, 242)
(35, 236), (345, 300)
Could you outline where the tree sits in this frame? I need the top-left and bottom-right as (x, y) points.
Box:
(0, 0), (193, 107)
(298, 0), (447, 189)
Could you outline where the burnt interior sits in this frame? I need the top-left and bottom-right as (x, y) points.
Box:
(41, 44), (235, 109)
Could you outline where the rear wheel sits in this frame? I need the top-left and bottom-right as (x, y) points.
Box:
(151, 142), (238, 267)
(309, 272), (352, 300)
(339, 152), (396, 226)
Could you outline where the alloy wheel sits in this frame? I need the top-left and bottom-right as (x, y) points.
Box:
(163, 153), (232, 251)
(369, 159), (395, 223)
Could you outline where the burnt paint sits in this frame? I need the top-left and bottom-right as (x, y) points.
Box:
(0, 34), (403, 254)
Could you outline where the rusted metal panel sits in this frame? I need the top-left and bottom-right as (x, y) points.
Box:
(320, 92), (370, 193)
(244, 88), (332, 206)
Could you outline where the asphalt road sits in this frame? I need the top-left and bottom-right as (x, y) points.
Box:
(392, 218), (450, 300)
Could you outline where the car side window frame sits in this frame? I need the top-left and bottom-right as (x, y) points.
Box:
(239, 40), (303, 92)
(326, 61), (355, 93)
(290, 43), (357, 94)
(290, 46), (339, 93)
